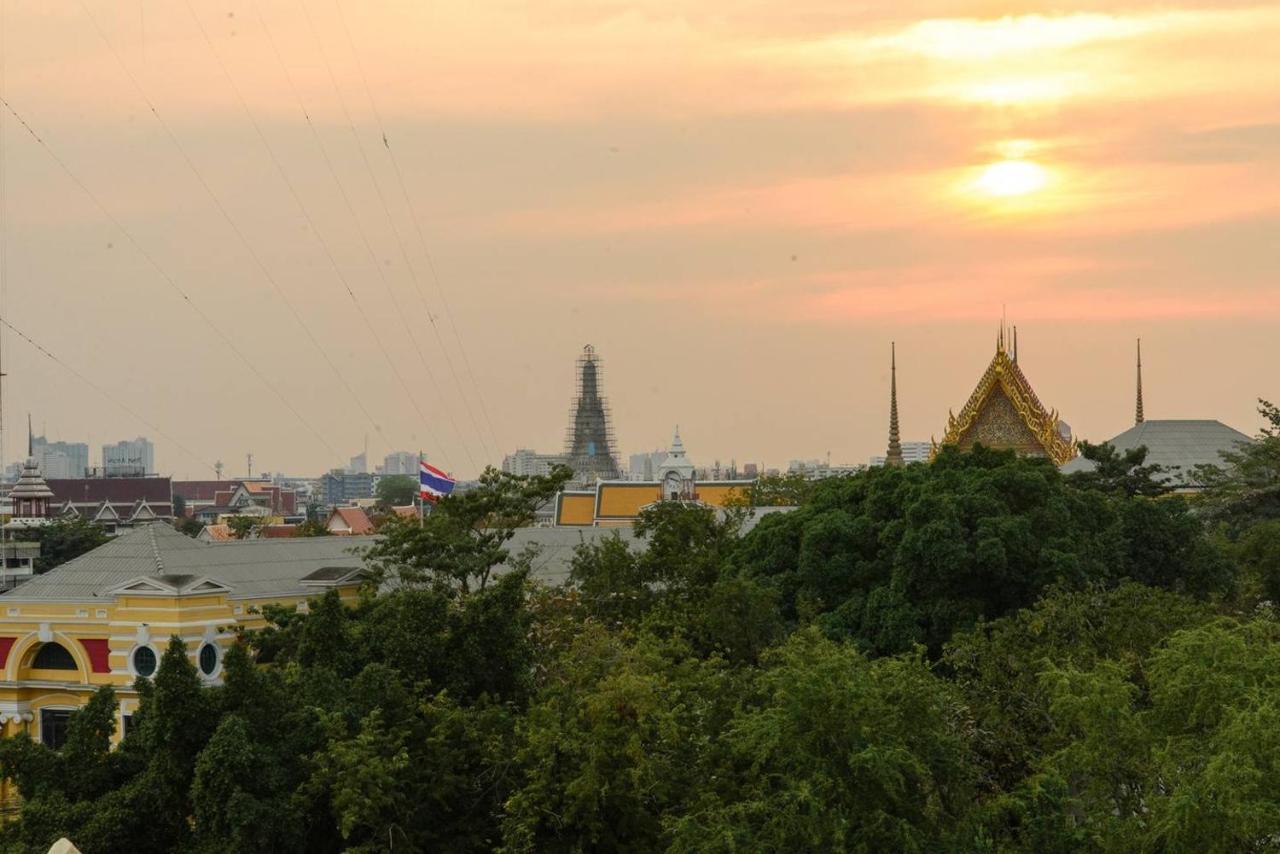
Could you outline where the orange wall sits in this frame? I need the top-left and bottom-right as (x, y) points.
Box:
(596, 483), (661, 518)
(694, 483), (750, 508)
(556, 493), (596, 526)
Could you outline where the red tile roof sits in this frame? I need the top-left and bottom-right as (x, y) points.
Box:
(201, 524), (235, 541)
(327, 507), (373, 535)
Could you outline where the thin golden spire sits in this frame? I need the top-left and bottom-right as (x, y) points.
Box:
(1135, 338), (1145, 425)
(886, 343), (904, 467)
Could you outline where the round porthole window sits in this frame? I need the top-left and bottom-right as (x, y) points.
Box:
(198, 643), (219, 676)
(133, 646), (157, 678)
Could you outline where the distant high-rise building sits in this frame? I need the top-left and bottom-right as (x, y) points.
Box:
(870, 442), (932, 467)
(380, 451), (419, 476)
(627, 450), (667, 481)
(320, 469), (374, 506)
(563, 345), (622, 483)
(32, 434), (89, 479)
(103, 437), (155, 477)
(348, 452), (368, 475)
(502, 449), (567, 478)
(788, 458), (864, 479)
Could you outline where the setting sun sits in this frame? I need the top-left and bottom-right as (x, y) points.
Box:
(974, 159), (1049, 197)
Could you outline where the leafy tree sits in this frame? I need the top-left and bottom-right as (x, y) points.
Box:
(297, 517), (331, 537)
(374, 474), (417, 508)
(1009, 617), (1280, 853)
(175, 516), (204, 538)
(30, 517), (110, 573)
(364, 465), (571, 593)
(733, 445), (1226, 655)
(190, 715), (292, 852)
(944, 583), (1215, 793)
(503, 628), (740, 853)
(172, 494), (188, 518)
(1196, 399), (1280, 533)
(1069, 441), (1172, 497)
(227, 515), (262, 540)
(1235, 519), (1280, 604)
(747, 471), (814, 506)
(669, 630), (976, 852)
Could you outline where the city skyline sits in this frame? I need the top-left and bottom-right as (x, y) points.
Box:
(0, 331), (1270, 479)
(0, 1), (1275, 479)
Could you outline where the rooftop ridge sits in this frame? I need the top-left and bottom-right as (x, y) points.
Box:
(148, 524), (165, 574)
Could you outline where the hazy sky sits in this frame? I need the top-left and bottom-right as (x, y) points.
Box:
(0, 1), (1276, 478)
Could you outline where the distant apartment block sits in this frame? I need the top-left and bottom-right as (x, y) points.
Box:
(379, 451), (419, 476)
(788, 458), (865, 479)
(348, 452), (368, 475)
(869, 441), (932, 467)
(502, 449), (567, 478)
(31, 435), (89, 479)
(627, 450), (667, 481)
(102, 437), (155, 477)
(321, 469), (374, 506)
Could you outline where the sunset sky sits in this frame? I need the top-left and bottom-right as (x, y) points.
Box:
(0, 1), (1276, 478)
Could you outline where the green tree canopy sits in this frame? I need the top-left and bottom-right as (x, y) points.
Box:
(374, 474), (417, 508)
(28, 517), (110, 573)
(1196, 399), (1280, 534)
(732, 445), (1227, 654)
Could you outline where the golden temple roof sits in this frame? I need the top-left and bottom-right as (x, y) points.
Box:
(935, 330), (1076, 466)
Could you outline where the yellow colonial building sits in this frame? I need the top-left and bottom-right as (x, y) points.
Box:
(0, 524), (365, 751)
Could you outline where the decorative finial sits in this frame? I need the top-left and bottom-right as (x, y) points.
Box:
(1135, 338), (1145, 425)
(1013, 326), (1019, 363)
(886, 343), (904, 467)
(28, 413), (33, 458)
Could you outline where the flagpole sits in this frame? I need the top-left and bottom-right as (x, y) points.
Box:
(418, 451), (424, 528)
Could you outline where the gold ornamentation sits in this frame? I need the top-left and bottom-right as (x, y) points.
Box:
(933, 342), (1076, 466)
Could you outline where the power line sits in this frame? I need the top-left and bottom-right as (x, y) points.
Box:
(0, 313), (216, 474)
(76, 0), (386, 454)
(319, 0), (499, 463)
(179, 0), (466, 472)
(0, 94), (342, 464)
(332, 0), (504, 460)
(1, 0), (9, 483)
(248, 0), (476, 468)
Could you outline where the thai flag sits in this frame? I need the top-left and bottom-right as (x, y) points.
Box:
(419, 461), (456, 502)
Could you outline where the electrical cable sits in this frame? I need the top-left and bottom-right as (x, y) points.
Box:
(76, 0), (387, 455)
(0, 94), (342, 463)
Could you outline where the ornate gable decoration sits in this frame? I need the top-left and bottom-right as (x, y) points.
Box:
(936, 335), (1076, 466)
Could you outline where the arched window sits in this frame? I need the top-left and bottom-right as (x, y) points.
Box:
(32, 642), (77, 671)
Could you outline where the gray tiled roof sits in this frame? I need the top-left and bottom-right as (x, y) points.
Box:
(0, 507), (791, 603)
(0, 524), (634, 602)
(1060, 419), (1252, 484)
(1, 525), (368, 602)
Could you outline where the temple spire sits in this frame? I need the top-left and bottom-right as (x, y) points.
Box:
(27, 413), (33, 458)
(1135, 338), (1145, 425)
(886, 343), (904, 467)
